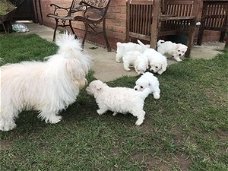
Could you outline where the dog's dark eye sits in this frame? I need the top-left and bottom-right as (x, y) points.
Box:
(140, 86), (143, 89)
(178, 50), (180, 52)
(155, 66), (158, 68)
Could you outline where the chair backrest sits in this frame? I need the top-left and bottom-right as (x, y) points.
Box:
(83, 0), (111, 21)
(159, 0), (200, 34)
(163, 0), (198, 17)
(84, 0), (110, 7)
(201, 0), (228, 31)
(69, 0), (86, 13)
(126, 0), (154, 41)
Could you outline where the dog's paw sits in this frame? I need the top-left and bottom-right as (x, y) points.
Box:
(47, 115), (62, 124)
(175, 58), (182, 62)
(135, 120), (143, 126)
(113, 112), (117, 116)
(135, 118), (144, 126)
(116, 59), (121, 63)
(0, 121), (16, 131)
(115, 56), (122, 63)
(124, 67), (131, 71)
(97, 109), (105, 115)
(153, 93), (160, 99)
(157, 70), (163, 75)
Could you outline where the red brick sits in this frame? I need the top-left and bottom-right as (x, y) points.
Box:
(40, 0), (222, 48)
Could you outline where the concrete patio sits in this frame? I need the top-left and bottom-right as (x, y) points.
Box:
(24, 22), (225, 82)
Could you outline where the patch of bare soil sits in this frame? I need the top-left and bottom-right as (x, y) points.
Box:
(0, 140), (12, 151)
(131, 152), (191, 170)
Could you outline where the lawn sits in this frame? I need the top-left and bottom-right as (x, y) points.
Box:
(0, 34), (228, 170)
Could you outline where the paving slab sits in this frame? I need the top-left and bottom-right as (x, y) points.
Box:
(24, 23), (225, 82)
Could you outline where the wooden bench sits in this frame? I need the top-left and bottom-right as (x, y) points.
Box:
(126, 0), (201, 57)
(197, 0), (228, 45)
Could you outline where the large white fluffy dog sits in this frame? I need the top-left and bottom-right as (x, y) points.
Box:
(86, 80), (151, 126)
(122, 50), (148, 75)
(157, 40), (188, 62)
(134, 72), (160, 99)
(116, 40), (150, 63)
(0, 33), (91, 131)
(142, 48), (168, 75)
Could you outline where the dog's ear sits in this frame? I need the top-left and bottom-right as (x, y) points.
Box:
(176, 44), (180, 50)
(161, 62), (167, 73)
(96, 86), (102, 91)
(94, 82), (104, 91)
(65, 59), (85, 81)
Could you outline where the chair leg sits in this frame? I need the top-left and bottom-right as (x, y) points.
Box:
(2, 22), (7, 33)
(219, 30), (226, 42)
(82, 23), (88, 49)
(186, 30), (195, 57)
(103, 19), (111, 52)
(53, 18), (58, 41)
(197, 27), (204, 45)
(225, 38), (228, 49)
(69, 20), (77, 39)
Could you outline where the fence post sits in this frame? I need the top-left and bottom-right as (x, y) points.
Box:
(150, 0), (160, 48)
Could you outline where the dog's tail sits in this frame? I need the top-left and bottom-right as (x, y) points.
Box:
(56, 31), (82, 55)
(139, 88), (152, 100)
(157, 40), (165, 47)
(137, 40), (150, 49)
(137, 40), (145, 47)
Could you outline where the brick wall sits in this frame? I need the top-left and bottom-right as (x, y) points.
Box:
(37, 0), (224, 49)
(38, 0), (126, 49)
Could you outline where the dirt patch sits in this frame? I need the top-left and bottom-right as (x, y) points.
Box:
(0, 140), (12, 151)
(216, 129), (228, 141)
(174, 153), (191, 171)
(131, 152), (191, 170)
(204, 88), (228, 107)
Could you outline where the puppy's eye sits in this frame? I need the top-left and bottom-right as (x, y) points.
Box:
(155, 66), (158, 68)
(140, 86), (143, 89)
(178, 50), (180, 52)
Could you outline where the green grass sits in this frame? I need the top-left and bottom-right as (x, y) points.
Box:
(0, 34), (228, 170)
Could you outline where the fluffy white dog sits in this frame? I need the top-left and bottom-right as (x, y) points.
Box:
(141, 48), (168, 75)
(157, 40), (188, 62)
(116, 40), (150, 63)
(122, 50), (148, 75)
(0, 33), (91, 131)
(86, 80), (151, 126)
(134, 72), (160, 99)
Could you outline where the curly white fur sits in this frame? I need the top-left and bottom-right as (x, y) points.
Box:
(134, 72), (160, 99)
(86, 80), (151, 126)
(0, 33), (91, 131)
(116, 40), (150, 63)
(141, 48), (168, 75)
(157, 40), (188, 62)
(122, 51), (148, 75)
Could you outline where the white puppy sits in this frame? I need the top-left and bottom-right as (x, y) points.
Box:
(116, 40), (150, 63)
(0, 33), (91, 131)
(86, 80), (151, 126)
(142, 48), (168, 75)
(157, 40), (188, 62)
(134, 72), (160, 99)
(122, 50), (148, 75)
